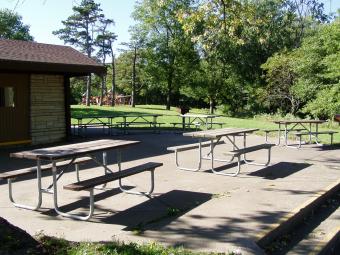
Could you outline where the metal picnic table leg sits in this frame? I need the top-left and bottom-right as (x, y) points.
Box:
(243, 133), (272, 166)
(100, 152), (108, 188)
(8, 158), (43, 211)
(210, 136), (240, 176)
(123, 116), (127, 134)
(174, 139), (203, 171)
(117, 150), (155, 195)
(277, 123), (282, 145)
(78, 118), (81, 136)
(309, 123), (312, 143)
(52, 160), (94, 220)
(153, 115), (157, 133)
(284, 123), (288, 146)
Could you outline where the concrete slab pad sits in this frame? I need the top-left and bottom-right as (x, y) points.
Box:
(0, 133), (339, 254)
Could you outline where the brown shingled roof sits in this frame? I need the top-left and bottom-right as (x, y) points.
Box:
(0, 39), (105, 75)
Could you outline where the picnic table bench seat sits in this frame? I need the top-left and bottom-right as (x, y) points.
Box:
(62, 162), (163, 220)
(225, 143), (274, 156)
(64, 162), (163, 191)
(117, 121), (164, 127)
(224, 143), (275, 176)
(73, 122), (115, 136)
(170, 122), (201, 128)
(78, 122), (109, 127)
(263, 128), (305, 143)
(0, 157), (92, 180)
(170, 122), (224, 129)
(294, 130), (337, 146)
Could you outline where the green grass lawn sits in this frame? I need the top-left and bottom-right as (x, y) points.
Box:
(71, 104), (340, 144)
(37, 236), (234, 255)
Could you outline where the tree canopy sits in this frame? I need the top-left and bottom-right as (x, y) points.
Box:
(0, 9), (33, 41)
(262, 17), (340, 118)
(54, 0), (337, 119)
(53, 0), (116, 106)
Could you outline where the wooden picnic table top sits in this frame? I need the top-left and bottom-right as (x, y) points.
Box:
(71, 113), (162, 120)
(273, 120), (326, 124)
(72, 113), (162, 120)
(183, 127), (259, 139)
(121, 114), (162, 118)
(10, 139), (140, 161)
(72, 115), (117, 120)
(180, 114), (218, 118)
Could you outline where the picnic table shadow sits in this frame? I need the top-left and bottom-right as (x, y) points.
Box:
(248, 161), (312, 180)
(42, 189), (213, 231)
(199, 161), (311, 179)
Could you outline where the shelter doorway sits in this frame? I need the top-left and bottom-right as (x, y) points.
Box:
(0, 73), (30, 145)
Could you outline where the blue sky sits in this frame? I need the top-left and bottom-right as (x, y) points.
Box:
(1, 0), (339, 53)
(1, 0), (136, 53)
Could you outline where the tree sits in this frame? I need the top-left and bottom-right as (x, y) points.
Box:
(115, 46), (150, 106)
(95, 18), (117, 106)
(178, 0), (329, 115)
(53, 0), (104, 106)
(261, 51), (301, 114)
(120, 26), (147, 107)
(132, 0), (198, 110)
(262, 17), (340, 118)
(0, 9), (33, 40)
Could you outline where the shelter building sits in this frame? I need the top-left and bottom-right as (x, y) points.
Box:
(0, 39), (105, 146)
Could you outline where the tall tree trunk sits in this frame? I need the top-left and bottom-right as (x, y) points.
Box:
(166, 64), (174, 111)
(85, 21), (91, 107)
(111, 55), (116, 107)
(166, 77), (172, 111)
(131, 47), (137, 107)
(209, 97), (214, 114)
(99, 74), (106, 106)
(99, 52), (106, 106)
(85, 75), (91, 106)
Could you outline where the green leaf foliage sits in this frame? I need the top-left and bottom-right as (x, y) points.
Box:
(262, 17), (340, 119)
(0, 9), (33, 41)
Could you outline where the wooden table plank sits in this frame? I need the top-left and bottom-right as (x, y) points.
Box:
(179, 114), (217, 118)
(273, 120), (326, 124)
(10, 139), (140, 160)
(183, 128), (259, 139)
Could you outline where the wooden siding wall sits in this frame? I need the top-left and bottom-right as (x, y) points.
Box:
(30, 74), (66, 145)
(0, 74), (30, 143)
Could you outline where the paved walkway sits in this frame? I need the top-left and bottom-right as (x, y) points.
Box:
(0, 133), (339, 254)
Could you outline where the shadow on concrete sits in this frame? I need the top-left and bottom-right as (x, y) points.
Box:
(140, 209), (287, 253)
(202, 161), (247, 174)
(315, 144), (340, 151)
(261, 187), (319, 195)
(101, 190), (213, 231)
(40, 189), (212, 232)
(249, 162), (312, 180)
(41, 186), (135, 217)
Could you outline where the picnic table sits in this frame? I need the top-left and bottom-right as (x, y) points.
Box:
(118, 113), (163, 134)
(72, 113), (163, 136)
(3, 139), (162, 220)
(168, 128), (274, 176)
(270, 120), (336, 148)
(72, 115), (117, 136)
(171, 114), (223, 130)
